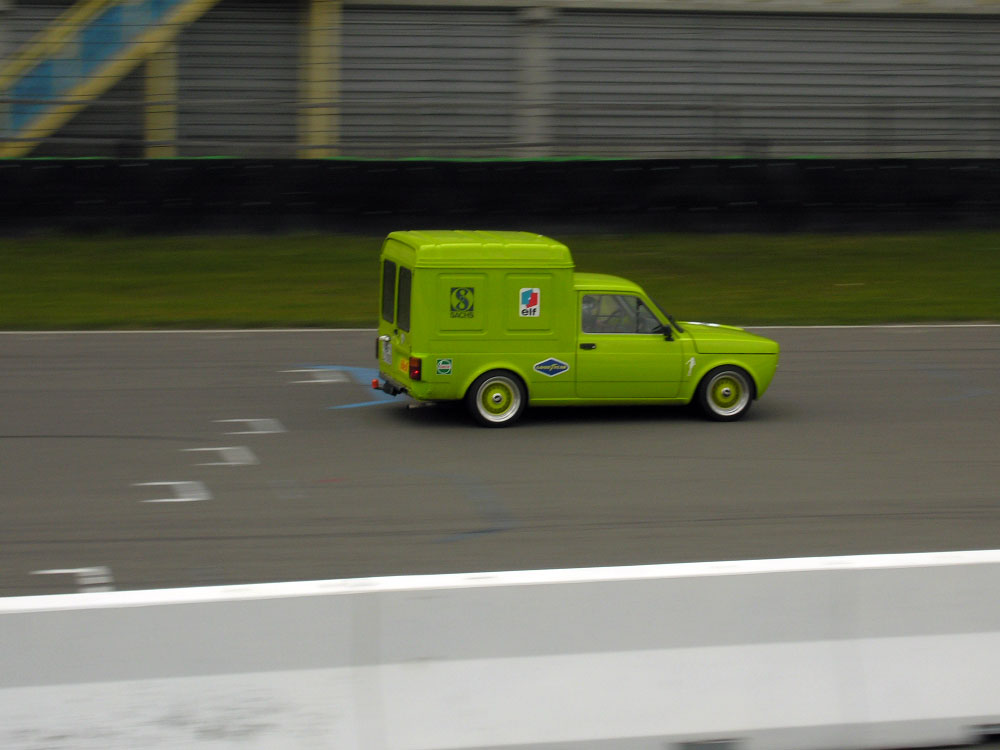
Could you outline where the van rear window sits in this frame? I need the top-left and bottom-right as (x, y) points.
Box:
(397, 266), (412, 331)
(381, 260), (396, 323)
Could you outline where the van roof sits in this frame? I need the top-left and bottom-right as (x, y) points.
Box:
(385, 230), (574, 269)
(573, 272), (645, 294)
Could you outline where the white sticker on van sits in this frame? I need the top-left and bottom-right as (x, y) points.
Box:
(519, 287), (541, 317)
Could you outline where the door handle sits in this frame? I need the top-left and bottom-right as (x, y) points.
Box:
(579, 343), (596, 350)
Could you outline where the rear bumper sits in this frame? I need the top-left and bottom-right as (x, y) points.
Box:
(374, 374), (407, 397)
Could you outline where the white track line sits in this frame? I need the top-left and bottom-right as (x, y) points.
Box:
(182, 447), (258, 466)
(6, 549), (1000, 612)
(30, 567), (114, 593)
(133, 481), (212, 503)
(215, 418), (286, 435)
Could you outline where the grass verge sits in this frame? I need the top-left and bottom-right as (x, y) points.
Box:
(1, 231), (998, 329)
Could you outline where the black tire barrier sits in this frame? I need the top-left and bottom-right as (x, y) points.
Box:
(2, 158), (999, 234)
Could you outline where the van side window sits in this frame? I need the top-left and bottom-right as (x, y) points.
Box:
(582, 294), (661, 334)
(381, 260), (396, 323)
(397, 266), (412, 332)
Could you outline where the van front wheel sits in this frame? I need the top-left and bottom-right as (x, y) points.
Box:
(695, 366), (754, 421)
(466, 371), (526, 427)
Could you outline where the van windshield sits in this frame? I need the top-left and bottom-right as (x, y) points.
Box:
(649, 296), (684, 333)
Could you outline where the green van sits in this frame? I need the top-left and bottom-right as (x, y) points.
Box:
(373, 230), (779, 427)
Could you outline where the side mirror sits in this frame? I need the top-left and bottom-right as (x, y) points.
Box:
(656, 324), (673, 341)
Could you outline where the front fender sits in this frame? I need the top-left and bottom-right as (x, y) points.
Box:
(681, 353), (779, 402)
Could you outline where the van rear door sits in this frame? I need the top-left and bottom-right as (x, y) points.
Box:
(377, 259), (413, 382)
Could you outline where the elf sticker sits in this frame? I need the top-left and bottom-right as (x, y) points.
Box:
(519, 287), (540, 317)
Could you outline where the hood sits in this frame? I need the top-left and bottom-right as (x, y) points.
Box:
(683, 321), (779, 355)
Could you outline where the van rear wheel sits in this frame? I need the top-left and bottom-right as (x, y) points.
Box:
(466, 371), (526, 427)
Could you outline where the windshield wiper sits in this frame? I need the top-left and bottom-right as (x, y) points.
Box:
(667, 314), (685, 334)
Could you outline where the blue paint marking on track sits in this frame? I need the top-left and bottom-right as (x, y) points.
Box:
(437, 526), (513, 542)
(329, 400), (396, 410)
(430, 473), (517, 543)
(940, 388), (993, 402)
(304, 367), (515, 538)
(920, 367), (995, 402)
(295, 364), (401, 408)
(864, 361), (996, 403)
(375, 469), (517, 543)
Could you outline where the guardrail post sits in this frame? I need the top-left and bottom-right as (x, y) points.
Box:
(299, 0), (340, 158)
(0, 0), (10, 141)
(516, 6), (555, 158)
(145, 41), (178, 157)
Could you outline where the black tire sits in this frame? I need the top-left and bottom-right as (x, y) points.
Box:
(695, 366), (754, 422)
(465, 370), (527, 427)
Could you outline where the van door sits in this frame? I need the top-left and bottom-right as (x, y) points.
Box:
(377, 259), (413, 380)
(575, 293), (683, 398)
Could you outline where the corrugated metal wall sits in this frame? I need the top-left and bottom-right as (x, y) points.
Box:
(341, 7), (519, 156)
(178, 0), (299, 157)
(550, 10), (1000, 158)
(4, 1), (1000, 158)
(34, 71), (144, 156)
(5, 0), (72, 50)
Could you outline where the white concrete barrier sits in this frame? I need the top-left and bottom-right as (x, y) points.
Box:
(3, 550), (1000, 749)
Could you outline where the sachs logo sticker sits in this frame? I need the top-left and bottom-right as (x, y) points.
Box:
(534, 358), (569, 377)
(450, 287), (475, 318)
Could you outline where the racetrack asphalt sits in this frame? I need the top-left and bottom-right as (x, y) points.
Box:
(1, 326), (998, 597)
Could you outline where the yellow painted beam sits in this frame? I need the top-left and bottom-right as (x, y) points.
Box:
(299, 0), (341, 159)
(0, 0), (223, 158)
(145, 42), (177, 158)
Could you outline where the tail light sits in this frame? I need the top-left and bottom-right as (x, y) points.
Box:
(408, 357), (422, 381)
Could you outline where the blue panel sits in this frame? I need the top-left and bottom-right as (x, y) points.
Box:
(148, 0), (185, 22)
(80, 6), (126, 76)
(10, 60), (55, 131)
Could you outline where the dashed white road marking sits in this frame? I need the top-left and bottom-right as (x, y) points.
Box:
(133, 481), (212, 503)
(182, 447), (258, 466)
(214, 418), (285, 435)
(31, 566), (114, 592)
(282, 368), (351, 384)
